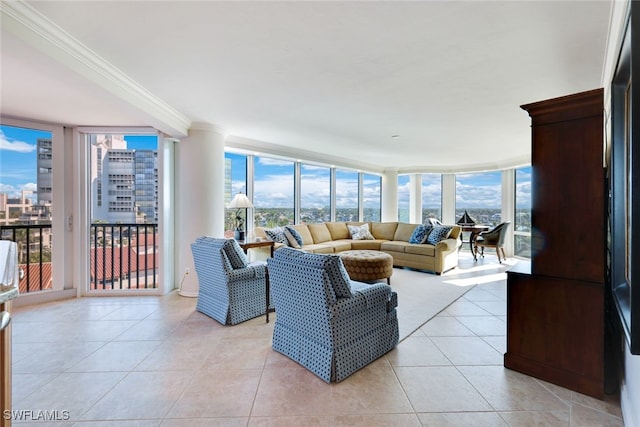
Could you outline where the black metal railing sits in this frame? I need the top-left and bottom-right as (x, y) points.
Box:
(90, 223), (158, 290)
(0, 223), (159, 293)
(0, 224), (52, 292)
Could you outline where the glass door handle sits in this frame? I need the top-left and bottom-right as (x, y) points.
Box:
(0, 311), (10, 331)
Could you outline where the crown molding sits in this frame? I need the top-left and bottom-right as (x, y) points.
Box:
(0, 0), (191, 137)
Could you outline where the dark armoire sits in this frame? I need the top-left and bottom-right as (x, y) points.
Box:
(505, 88), (608, 399)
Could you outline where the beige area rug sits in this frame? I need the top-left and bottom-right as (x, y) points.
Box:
(389, 267), (476, 341)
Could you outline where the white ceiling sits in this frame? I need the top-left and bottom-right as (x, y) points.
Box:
(1, 1), (612, 173)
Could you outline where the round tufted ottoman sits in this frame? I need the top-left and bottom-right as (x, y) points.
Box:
(338, 250), (393, 285)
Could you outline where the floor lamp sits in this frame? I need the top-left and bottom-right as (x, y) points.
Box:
(228, 192), (253, 241)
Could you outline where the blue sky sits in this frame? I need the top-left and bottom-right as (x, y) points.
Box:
(0, 125), (157, 198)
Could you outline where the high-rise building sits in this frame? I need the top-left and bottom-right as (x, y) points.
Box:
(36, 138), (52, 204)
(89, 135), (158, 223)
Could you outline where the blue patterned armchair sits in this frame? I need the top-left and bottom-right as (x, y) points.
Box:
(191, 237), (267, 325)
(267, 247), (399, 382)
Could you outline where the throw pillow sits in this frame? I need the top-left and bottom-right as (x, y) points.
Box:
(347, 223), (375, 240)
(284, 225), (304, 246)
(283, 228), (301, 248)
(264, 227), (288, 245)
(408, 224), (432, 244)
(426, 225), (453, 245)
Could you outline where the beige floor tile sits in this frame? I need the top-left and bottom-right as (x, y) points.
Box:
(458, 366), (569, 412)
(473, 300), (507, 316)
(570, 402), (625, 427)
(80, 371), (194, 420)
(571, 391), (623, 418)
(11, 372), (57, 402)
(480, 335), (507, 354)
(456, 315), (506, 336)
(12, 341), (105, 374)
(113, 317), (181, 341)
(202, 337), (271, 370)
(162, 419), (247, 427)
(248, 416), (334, 426)
(13, 371), (127, 422)
(134, 338), (221, 372)
(251, 367), (334, 417)
(329, 359), (414, 414)
(386, 336), (451, 366)
(420, 315), (475, 337)
(498, 410), (569, 426)
(97, 304), (160, 321)
(394, 366), (493, 412)
(74, 421), (162, 427)
(444, 299), (490, 316)
(68, 340), (161, 372)
(334, 413), (422, 426)
(430, 336), (503, 366)
(418, 411), (508, 426)
(166, 369), (263, 418)
(463, 287), (505, 302)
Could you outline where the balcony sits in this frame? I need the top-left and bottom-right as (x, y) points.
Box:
(0, 223), (158, 293)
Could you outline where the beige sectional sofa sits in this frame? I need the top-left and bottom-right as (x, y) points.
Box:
(256, 221), (462, 275)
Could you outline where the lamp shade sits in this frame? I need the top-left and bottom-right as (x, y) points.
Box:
(227, 192), (253, 209)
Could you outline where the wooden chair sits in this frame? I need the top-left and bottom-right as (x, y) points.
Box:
(474, 221), (511, 263)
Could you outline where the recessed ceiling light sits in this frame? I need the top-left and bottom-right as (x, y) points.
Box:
(391, 135), (400, 139)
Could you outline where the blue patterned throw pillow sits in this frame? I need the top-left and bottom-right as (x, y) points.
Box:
(264, 227), (288, 245)
(284, 225), (304, 246)
(409, 224), (432, 244)
(426, 225), (453, 245)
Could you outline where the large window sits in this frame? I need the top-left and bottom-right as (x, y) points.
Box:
(335, 169), (358, 222)
(254, 156), (294, 228)
(0, 124), (53, 293)
(422, 173), (442, 222)
(397, 175), (410, 222)
(363, 173), (381, 222)
(455, 171), (502, 227)
(514, 166), (532, 258)
(224, 153), (247, 237)
(300, 164), (330, 224)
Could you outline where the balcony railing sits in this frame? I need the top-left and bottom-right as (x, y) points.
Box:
(0, 223), (159, 293)
(90, 223), (158, 290)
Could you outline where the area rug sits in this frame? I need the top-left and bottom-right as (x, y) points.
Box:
(390, 267), (476, 341)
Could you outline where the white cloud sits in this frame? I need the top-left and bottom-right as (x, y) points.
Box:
(0, 130), (36, 153)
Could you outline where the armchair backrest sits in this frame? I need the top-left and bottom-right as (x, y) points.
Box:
(192, 237), (249, 270)
(484, 221), (511, 245)
(268, 247), (352, 307)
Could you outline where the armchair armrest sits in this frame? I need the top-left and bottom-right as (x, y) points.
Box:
(330, 281), (394, 319)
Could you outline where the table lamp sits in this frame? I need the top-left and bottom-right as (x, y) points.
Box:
(227, 192), (253, 240)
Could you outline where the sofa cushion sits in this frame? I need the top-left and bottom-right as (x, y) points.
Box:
(304, 244), (335, 254)
(291, 224), (314, 245)
(348, 223), (375, 240)
(325, 222), (351, 240)
(405, 244), (436, 256)
(283, 228), (301, 248)
(380, 241), (409, 253)
(409, 224), (432, 244)
(273, 248), (352, 299)
(264, 227), (288, 245)
(308, 223), (333, 243)
(394, 223), (418, 242)
(349, 240), (384, 250)
(426, 225), (454, 245)
(371, 222), (398, 241)
(329, 241), (353, 253)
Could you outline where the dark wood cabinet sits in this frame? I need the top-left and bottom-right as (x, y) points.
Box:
(505, 88), (607, 399)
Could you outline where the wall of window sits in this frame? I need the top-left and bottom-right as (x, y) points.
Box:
(335, 169), (359, 222)
(455, 171), (503, 227)
(224, 152), (247, 237)
(397, 175), (410, 222)
(514, 165), (532, 258)
(300, 164), (330, 224)
(421, 173), (442, 222)
(362, 173), (381, 222)
(253, 156), (294, 228)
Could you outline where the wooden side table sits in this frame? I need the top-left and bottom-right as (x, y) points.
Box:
(237, 239), (275, 322)
(458, 225), (490, 260)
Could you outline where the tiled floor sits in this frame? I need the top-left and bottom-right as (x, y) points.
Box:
(10, 253), (625, 426)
